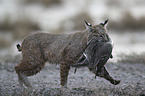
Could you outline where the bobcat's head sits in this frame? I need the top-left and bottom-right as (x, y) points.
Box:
(85, 19), (110, 43)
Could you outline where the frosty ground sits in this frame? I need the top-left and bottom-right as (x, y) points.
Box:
(0, 54), (144, 96)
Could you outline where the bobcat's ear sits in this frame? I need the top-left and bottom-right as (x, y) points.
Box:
(100, 19), (109, 26)
(84, 20), (92, 30)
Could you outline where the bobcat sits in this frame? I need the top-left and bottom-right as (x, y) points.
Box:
(15, 20), (120, 88)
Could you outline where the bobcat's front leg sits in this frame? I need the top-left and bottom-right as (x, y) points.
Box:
(60, 63), (70, 88)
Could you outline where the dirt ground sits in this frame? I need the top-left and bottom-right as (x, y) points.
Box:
(0, 54), (145, 96)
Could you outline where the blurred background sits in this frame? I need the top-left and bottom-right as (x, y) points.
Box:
(0, 0), (145, 62)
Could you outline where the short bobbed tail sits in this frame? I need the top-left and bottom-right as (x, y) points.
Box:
(16, 44), (22, 52)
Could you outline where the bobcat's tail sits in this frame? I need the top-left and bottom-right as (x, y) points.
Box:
(16, 44), (22, 52)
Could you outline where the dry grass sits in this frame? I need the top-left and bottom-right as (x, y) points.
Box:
(13, 17), (40, 39)
(0, 32), (13, 49)
(69, 12), (92, 31)
(108, 11), (145, 31)
(0, 15), (14, 31)
(105, 0), (121, 7)
(0, 37), (12, 49)
(23, 0), (62, 7)
(118, 53), (145, 64)
(58, 12), (92, 33)
(0, 16), (40, 40)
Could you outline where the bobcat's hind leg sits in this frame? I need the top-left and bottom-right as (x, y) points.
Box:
(60, 63), (70, 88)
(18, 74), (23, 87)
(18, 72), (32, 88)
(15, 66), (33, 88)
(18, 78), (23, 88)
(15, 59), (45, 88)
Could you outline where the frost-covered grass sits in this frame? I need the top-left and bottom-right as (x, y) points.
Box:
(0, 54), (145, 96)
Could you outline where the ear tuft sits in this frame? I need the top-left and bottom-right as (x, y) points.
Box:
(104, 19), (109, 25)
(84, 20), (92, 26)
(100, 19), (109, 26)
